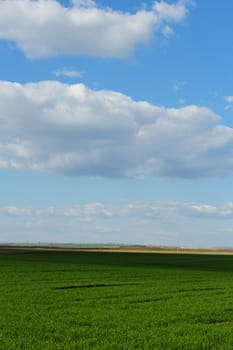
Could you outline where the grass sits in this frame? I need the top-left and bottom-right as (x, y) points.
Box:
(1, 250), (233, 349)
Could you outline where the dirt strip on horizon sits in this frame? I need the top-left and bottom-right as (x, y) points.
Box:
(1, 246), (233, 255)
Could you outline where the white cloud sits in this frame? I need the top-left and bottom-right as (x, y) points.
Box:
(1, 203), (113, 218)
(52, 67), (83, 78)
(178, 98), (185, 105)
(1, 200), (233, 246)
(0, 0), (192, 59)
(71, 0), (96, 8)
(224, 96), (233, 110)
(0, 80), (233, 178)
(162, 25), (174, 37)
(173, 80), (187, 92)
(224, 96), (233, 104)
(187, 203), (233, 218)
(3, 201), (233, 220)
(153, 0), (189, 22)
(121, 201), (233, 219)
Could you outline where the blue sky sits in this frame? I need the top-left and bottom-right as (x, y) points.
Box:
(1, 0), (233, 247)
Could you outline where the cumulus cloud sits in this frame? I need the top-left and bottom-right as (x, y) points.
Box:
(153, 0), (189, 22)
(0, 0), (191, 59)
(0, 80), (233, 178)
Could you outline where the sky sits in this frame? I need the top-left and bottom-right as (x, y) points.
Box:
(0, 0), (233, 247)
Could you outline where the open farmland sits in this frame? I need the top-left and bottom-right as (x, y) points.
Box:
(1, 250), (233, 349)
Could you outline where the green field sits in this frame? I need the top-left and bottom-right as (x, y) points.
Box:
(1, 250), (233, 349)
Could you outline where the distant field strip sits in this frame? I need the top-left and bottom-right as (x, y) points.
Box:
(1, 251), (233, 349)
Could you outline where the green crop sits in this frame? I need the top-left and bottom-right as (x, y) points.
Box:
(1, 251), (233, 349)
